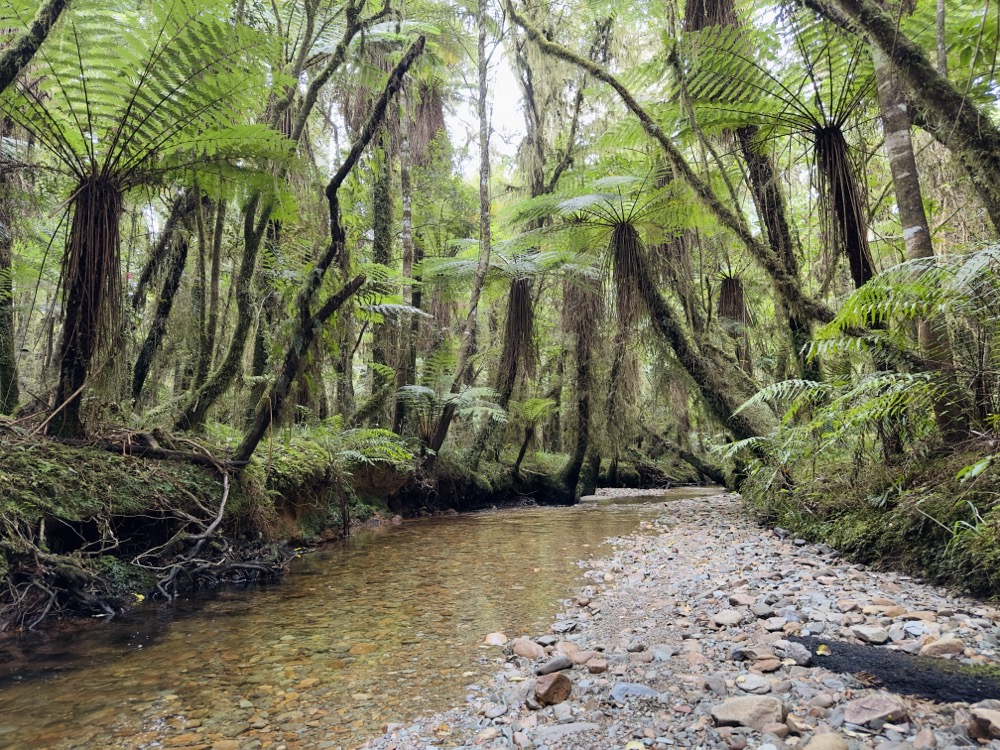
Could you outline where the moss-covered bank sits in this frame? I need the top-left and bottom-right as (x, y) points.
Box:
(0, 425), (708, 631)
(742, 441), (1000, 598)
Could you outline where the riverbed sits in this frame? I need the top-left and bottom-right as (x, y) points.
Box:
(0, 487), (717, 749)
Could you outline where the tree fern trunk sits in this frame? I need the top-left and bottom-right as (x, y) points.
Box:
(0, 219), (18, 414)
(0, 120), (19, 414)
(49, 178), (123, 438)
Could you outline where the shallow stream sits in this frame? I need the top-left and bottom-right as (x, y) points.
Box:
(0, 488), (715, 749)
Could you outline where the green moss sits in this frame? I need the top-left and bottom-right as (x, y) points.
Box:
(745, 444), (1000, 598)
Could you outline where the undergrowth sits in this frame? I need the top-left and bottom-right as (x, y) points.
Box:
(741, 440), (1000, 597)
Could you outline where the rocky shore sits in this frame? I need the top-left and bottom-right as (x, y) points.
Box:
(360, 493), (1000, 750)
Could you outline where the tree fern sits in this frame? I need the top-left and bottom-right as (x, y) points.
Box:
(1, 0), (292, 436)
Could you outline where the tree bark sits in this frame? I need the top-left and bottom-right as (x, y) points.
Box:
(235, 275), (365, 462)
(872, 45), (966, 440)
(174, 197), (269, 430)
(133, 217), (190, 403)
(0, 0), (70, 95)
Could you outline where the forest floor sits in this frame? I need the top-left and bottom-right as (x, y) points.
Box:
(359, 491), (1000, 750)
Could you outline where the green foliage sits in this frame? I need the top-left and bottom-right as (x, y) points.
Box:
(2, 0), (291, 186)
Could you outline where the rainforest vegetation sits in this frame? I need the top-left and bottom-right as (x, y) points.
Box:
(1, 0), (999, 628)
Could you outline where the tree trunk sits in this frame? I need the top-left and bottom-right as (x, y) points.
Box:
(368, 126), (395, 428)
(737, 127), (817, 379)
(0, 119), (19, 414)
(196, 198), (226, 387)
(49, 177), (123, 438)
(174, 196), (269, 430)
(872, 45), (966, 440)
(133, 217), (190, 403)
(0, 218), (18, 414)
(392, 90), (415, 434)
(422, 8), (491, 465)
(235, 276), (365, 462)
(0, 0), (70, 95)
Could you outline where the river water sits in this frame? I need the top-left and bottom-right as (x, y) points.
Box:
(0, 488), (715, 750)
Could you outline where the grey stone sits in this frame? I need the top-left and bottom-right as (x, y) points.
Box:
(533, 722), (600, 743)
(737, 674), (771, 694)
(535, 656), (573, 676)
(774, 640), (811, 666)
(852, 625), (890, 644)
(711, 696), (786, 731)
(610, 682), (659, 701)
(843, 694), (909, 727)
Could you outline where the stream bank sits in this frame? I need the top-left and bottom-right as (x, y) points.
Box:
(360, 492), (1000, 750)
(0, 426), (701, 631)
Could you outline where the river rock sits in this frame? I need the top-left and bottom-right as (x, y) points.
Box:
(918, 637), (964, 657)
(774, 639), (811, 666)
(534, 673), (572, 705)
(484, 632), (508, 646)
(851, 625), (889, 644)
(585, 657), (608, 674)
(513, 638), (546, 660)
(970, 708), (1000, 740)
(843, 694), (909, 726)
(534, 721), (599, 743)
(555, 640), (579, 656)
(569, 650), (600, 665)
(535, 656), (573, 675)
(737, 674), (771, 694)
(803, 733), (849, 750)
(714, 610), (746, 627)
(610, 682), (659, 701)
(711, 696), (786, 730)
(551, 620), (577, 634)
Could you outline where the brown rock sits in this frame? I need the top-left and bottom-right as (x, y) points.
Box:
(534, 672), (572, 705)
(512, 637), (546, 660)
(786, 714), (813, 735)
(919, 638), (965, 658)
(570, 650), (601, 665)
(555, 641), (580, 656)
(211, 742), (241, 750)
(484, 632), (508, 646)
(586, 657), (608, 674)
(298, 677), (320, 688)
(872, 597), (897, 606)
(902, 611), (937, 622)
(762, 722), (790, 737)
(970, 708), (1000, 740)
(755, 658), (782, 673)
(913, 726), (937, 749)
(843, 694), (909, 726)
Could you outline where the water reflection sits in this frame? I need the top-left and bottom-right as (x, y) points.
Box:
(0, 488), (715, 749)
